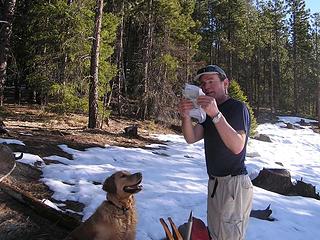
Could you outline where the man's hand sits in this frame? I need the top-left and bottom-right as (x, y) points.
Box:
(178, 99), (194, 119)
(179, 98), (205, 144)
(197, 96), (219, 118)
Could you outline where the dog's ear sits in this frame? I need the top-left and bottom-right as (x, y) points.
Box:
(102, 174), (116, 194)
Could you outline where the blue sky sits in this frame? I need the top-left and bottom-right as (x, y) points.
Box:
(305, 0), (320, 14)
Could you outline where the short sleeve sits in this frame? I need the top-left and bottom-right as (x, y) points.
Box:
(228, 102), (250, 134)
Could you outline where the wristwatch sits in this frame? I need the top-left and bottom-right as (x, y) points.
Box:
(212, 111), (222, 124)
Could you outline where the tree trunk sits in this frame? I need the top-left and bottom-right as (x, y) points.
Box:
(274, 34), (281, 112)
(226, 0), (233, 79)
(141, 0), (153, 120)
(317, 41), (320, 128)
(0, 0), (16, 106)
(116, 0), (125, 115)
(270, 33), (275, 114)
(186, 40), (189, 82)
(104, 0), (125, 115)
(88, 0), (104, 129)
(317, 79), (320, 128)
(0, 180), (80, 230)
(292, 5), (298, 114)
(315, 15), (320, 127)
(59, 0), (73, 86)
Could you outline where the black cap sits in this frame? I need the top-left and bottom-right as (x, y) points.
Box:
(194, 65), (227, 82)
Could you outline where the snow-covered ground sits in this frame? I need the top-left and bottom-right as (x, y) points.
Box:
(1, 116), (320, 239)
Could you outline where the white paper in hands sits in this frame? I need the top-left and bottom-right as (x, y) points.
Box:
(182, 84), (207, 123)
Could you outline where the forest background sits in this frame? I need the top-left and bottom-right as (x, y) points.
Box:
(1, 0), (320, 128)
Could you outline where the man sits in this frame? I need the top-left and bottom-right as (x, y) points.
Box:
(179, 65), (253, 240)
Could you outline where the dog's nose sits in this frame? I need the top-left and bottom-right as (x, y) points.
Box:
(134, 172), (142, 179)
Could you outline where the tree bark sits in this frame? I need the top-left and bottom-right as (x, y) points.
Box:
(315, 15), (320, 127)
(318, 78), (320, 128)
(274, 34), (281, 112)
(104, 0), (125, 119)
(57, 0), (74, 87)
(0, 0), (16, 106)
(88, 0), (104, 129)
(292, 9), (298, 114)
(116, 0), (125, 115)
(141, 0), (153, 120)
(270, 33), (275, 114)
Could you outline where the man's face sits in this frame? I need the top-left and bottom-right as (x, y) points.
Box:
(199, 74), (227, 99)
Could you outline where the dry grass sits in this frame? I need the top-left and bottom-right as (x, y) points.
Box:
(2, 104), (178, 152)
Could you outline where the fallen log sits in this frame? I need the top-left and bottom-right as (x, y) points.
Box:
(0, 180), (81, 231)
(252, 168), (320, 200)
(295, 179), (320, 200)
(0, 144), (81, 233)
(252, 168), (293, 195)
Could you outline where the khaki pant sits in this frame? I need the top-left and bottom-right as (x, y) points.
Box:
(207, 174), (253, 240)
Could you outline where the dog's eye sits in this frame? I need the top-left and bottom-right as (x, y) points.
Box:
(121, 174), (127, 178)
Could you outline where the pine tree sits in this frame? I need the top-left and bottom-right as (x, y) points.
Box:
(288, 0), (312, 114)
(311, 13), (320, 125)
(117, 0), (200, 121)
(149, 0), (201, 121)
(259, 0), (289, 114)
(11, 0), (118, 117)
(229, 80), (257, 135)
(0, 0), (17, 106)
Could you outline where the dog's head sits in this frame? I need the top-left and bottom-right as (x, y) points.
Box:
(102, 171), (143, 199)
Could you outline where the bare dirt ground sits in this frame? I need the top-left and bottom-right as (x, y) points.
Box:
(0, 104), (178, 240)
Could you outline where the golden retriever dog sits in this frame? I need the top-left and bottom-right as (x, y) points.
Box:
(65, 171), (143, 240)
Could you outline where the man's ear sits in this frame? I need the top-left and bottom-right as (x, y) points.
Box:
(224, 78), (230, 94)
(224, 78), (229, 88)
(102, 174), (116, 194)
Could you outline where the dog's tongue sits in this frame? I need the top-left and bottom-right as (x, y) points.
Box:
(124, 184), (143, 193)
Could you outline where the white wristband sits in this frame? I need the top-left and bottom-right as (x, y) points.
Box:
(212, 111), (222, 124)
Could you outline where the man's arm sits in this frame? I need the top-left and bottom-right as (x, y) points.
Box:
(181, 117), (204, 144)
(179, 99), (204, 144)
(197, 96), (246, 154)
(214, 117), (246, 154)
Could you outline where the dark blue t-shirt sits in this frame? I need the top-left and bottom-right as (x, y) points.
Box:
(200, 98), (250, 177)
